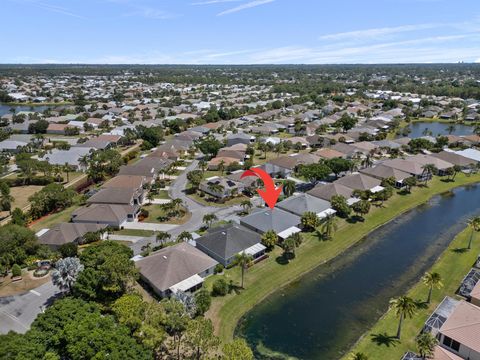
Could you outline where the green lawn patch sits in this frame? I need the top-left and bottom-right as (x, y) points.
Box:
(113, 229), (155, 237)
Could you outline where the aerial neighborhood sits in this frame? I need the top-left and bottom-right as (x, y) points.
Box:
(0, 64), (480, 360)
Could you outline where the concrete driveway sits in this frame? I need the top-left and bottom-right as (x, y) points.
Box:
(0, 281), (60, 334)
(122, 222), (179, 232)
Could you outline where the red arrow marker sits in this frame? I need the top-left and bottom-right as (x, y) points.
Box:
(241, 167), (282, 209)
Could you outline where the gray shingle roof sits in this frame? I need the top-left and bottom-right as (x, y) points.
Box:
(38, 223), (107, 247)
(276, 193), (331, 216)
(195, 224), (261, 262)
(136, 243), (217, 293)
(240, 208), (300, 233)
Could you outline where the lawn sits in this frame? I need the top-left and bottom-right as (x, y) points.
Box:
(29, 199), (82, 232)
(0, 270), (52, 297)
(345, 227), (480, 359)
(142, 204), (191, 225)
(205, 173), (480, 342)
(189, 192), (250, 207)
(10, 185), (43, 209)
(113, 228), (155, 237)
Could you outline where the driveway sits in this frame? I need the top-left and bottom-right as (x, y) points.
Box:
(122, 222), (179, 232)
(0, 281), (60, 334)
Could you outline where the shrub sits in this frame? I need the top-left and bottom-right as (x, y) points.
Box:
(211, 278), (229, 296)
(59, 243), (78, 258)
(11, 264), (22, 277)
(214, 264), (224, 274)
(33, 268), (49, 277)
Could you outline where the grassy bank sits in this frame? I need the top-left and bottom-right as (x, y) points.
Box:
(205, 173), (480, 342)
(345, 225), (480, 359)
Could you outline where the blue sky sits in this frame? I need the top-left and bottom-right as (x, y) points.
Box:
(2, 0), (480, 64)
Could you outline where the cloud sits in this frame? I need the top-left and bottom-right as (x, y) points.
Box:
(123, 7), (178, 20)
(217, 0), (275, 16)
(319, 23), (439, 41)
(15, 0), (86, 19)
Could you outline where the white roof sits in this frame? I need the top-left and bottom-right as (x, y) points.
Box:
(35, 228), (49, 237)
(243, 243), (267, 256)
(370, 185), (385, 193)
(317, 208), (337, 219)
(456, 149), (480, 162)
(169, 274), (204, 293)
(278, 226), (302, 239)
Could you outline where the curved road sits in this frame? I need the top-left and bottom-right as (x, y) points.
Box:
(130, 160), (244, 255)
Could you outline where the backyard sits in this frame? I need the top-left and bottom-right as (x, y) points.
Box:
(204, 173), (480, 342)
(345, 226), (480, 359)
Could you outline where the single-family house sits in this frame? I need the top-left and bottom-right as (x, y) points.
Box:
(199, 176), (244, 199)
(240, 208), (301, 239)
(436, 301), (480, 359)
(307, 183), (357, 204)
(276, 193), (336, 219)
(195, 223), (266, 266)
(136, 242), (218, 297)
(71, 204), (134, 227)
(359, 165), (411, 187)
(334, 172), (383, 193)
(36, 223), (107, 250)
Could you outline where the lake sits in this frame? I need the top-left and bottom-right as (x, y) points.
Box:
(237, 184), (480, 360)
(407, 121), (474, 138)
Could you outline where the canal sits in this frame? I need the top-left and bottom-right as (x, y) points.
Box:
(237, 184), (480, 360)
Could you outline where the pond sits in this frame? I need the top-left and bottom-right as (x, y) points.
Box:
(237, 184), (480, 360)
(407, 121), (474, 138)
(0, 104), (52, 116)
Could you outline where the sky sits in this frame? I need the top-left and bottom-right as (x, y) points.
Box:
(1, 0), (480, 64)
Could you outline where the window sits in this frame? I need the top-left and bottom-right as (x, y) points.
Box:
(442, 336), (460, 352)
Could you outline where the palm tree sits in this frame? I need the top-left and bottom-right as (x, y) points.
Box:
(199, 160), (207, 173)
(203, 213), (217, 228)
(63, 163), (74, 183)
(416, 332), (438, 359)
(234, 252), (253, 288)
(389, 296), (417, 339)
(171, 198), (183, 210)
(218, 160), (225, 175)
(422, 272), (443, 303)
(177, 231), (193, 243)
(361, 152), (374, 168)
(446, 124), (456, 134)
(51, 257), (84, 293)
(320, 215), (338, 240)
(348, 352), (369, 360)
(467, 216), (480, 249)
(240, 200), (252, 214)
(421, 164), (436, 185)
(208, 183), (224, 200)
(146, 191), (155, 205)
(156, 231), (171, 245)
(283, 232), (302, 258)
(283, 180), (296, 197)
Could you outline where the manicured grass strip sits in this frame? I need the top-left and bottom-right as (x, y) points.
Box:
(205, 173), (480, 342)
(345, 227), (480, 359)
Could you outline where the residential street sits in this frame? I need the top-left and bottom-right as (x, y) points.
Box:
(129, 160), (246, 255)
(0, 281), (60, 334)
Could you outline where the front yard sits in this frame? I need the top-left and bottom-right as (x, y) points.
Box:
(141, 204), (191, 225)
(0, 270), (52, 297)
